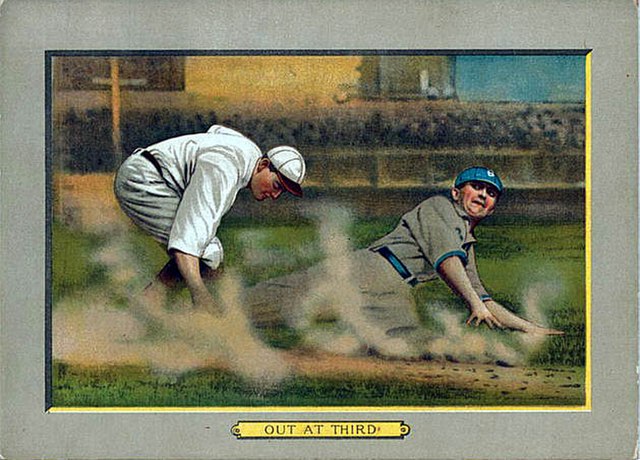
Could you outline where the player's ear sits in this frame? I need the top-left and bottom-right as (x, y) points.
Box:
(256, 158), (270, 172)
(451, 187), (460, 201)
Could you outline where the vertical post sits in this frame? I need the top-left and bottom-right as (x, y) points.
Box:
(110, 57), (123, 166)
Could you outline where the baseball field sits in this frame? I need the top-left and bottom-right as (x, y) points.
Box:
(50, 174), (586, 409)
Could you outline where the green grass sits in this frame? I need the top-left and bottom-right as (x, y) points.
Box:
(51, 217), (587, 407)
(475, 223), (585, 366)
(52, 362), (584, 408)
(219, 223), (324, 285)
(52, 222), (109, 300)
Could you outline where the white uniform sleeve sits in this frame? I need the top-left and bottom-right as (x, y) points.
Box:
(167, 154), (241, 267)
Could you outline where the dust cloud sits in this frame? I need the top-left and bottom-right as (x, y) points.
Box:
(53, 232), (290, 386)
(414, 308), (522, 365)
(293, 203), (415, 358)
(518, 279), (564, 351)
(425, 279), (564, 364)
(54, 198), (561, 381)
(282, 202), (560, 365)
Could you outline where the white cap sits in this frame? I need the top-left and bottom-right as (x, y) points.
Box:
(266, 146), (306, 197)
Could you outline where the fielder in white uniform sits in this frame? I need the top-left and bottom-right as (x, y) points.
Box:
(114, 124), (306, 312)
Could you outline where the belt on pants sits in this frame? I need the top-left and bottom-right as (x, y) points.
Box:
(375, 247), (418, 287)
(136, 148), (164, 178)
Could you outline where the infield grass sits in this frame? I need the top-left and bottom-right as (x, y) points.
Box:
(52, 361), (585, 408)
(51, 216), (586, 407)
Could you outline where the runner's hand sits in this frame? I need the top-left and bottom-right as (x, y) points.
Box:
(467, 303), (504, 329)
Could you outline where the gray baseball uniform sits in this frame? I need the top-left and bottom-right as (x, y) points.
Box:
(369, 194), (491, 301)
(114, 125), (261, 268)
(248, 194), (492, 351)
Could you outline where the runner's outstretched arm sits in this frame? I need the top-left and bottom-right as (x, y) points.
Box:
(437, 256), (503, 329)
(483, 300), (563, 335)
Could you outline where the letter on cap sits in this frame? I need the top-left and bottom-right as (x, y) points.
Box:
(454, 166), (504, 193)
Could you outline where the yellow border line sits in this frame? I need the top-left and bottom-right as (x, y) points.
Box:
(49, 405), (589, 413)
(49, 55), (593, 415)
(584, 51), (592, 411)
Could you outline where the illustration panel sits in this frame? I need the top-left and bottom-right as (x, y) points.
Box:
(48, 52), (588, 410)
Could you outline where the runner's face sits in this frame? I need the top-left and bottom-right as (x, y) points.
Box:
(250, 160), (284, 201)
(452, 181), (499, 221)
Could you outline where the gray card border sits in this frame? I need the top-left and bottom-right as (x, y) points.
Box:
(1, 0), (638, 459)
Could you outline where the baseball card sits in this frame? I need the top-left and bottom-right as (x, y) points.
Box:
(0, 0), (637, 459)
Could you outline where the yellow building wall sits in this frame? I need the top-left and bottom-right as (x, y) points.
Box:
(185, 56), (362, 108)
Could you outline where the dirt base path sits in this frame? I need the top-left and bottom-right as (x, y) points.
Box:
(283, 350), (585, 406)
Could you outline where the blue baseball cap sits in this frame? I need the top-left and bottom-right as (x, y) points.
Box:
(454, 166), (504, 194)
